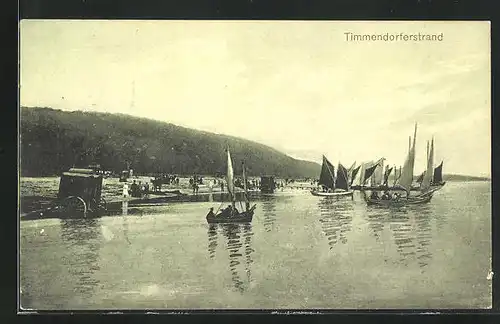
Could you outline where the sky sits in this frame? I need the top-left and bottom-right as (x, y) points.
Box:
(20, 20), (491, 177)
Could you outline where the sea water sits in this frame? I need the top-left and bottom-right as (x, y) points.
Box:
(19, 181), (491, 309)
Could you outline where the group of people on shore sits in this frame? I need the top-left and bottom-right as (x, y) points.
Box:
(123, 180), (150, 198)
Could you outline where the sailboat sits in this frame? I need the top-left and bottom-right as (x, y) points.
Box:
(206, 149), (256, 224)
(363, 123), (434, 206)
(311, 156), (353, 198)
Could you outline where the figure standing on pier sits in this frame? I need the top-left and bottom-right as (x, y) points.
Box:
(123, 183), (129, 198)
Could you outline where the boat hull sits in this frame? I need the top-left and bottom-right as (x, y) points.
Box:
(351, 184), (445, 192)
(206, 205), (256, 224)
(310, 190), (354, 198)
(365, 194), (433, 206)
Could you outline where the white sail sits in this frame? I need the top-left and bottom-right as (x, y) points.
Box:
(226, 149), (235, 202)
(354, 161), (370, 186)
(372, 159), (385, 186)
(396, 123), (418, 193)
(358, 164), (365, 186)
(420, 137), (434, 192)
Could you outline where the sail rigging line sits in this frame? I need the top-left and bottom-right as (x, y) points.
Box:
(215, 200), (225, 215)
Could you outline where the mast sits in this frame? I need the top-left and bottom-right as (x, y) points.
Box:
(242, 161), (250, 211)
(426, 140), (429, 162)
(396, 123), (417, 196)
(421, 136), (434, 192)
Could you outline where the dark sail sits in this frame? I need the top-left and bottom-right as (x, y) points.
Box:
(350, 165), (361, 185)
(318, 156), (335, 189)
(416, 171), (425, 183)
(363, 164), (378, 184)
(383, 167), (393, 185)
(335, 163), (349, 191)
(433, 161), (443, 184)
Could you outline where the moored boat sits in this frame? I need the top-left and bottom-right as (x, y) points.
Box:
(310, 156), (353, 198)
(365, 192), (432, 206)
(363, 123), (436, 206)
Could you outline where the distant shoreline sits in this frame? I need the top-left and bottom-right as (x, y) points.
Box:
(19, 175), (491, 182)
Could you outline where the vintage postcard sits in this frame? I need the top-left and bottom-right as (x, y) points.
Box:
(19, 20), (491, 310)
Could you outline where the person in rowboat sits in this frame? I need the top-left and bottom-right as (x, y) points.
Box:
(207, 207), (215, 218)
(221, 205), (232, 216)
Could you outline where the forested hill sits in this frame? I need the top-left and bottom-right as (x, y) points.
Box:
(20, 107), (321, 178)
(442, 174), (490, 182)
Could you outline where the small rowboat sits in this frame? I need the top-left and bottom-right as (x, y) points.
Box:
(365, 193), (432, 206)
(206, 204), (256, 224)
(310, 190), (353, 198)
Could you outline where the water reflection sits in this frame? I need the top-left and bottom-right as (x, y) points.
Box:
(389, 212), (416, 264)
(59, 219), (102, 298)
(207, 224), (218, 259)
(366, 210), (387, 241)
(207, 223), (254, 292)
(415, 206), (432, 269)
(242, 223), (254, 282)
(385, 206), (433, 269)
(318, 198), (353, 249)
(261, 196), (277, 232)
(122, 200), (128, 215)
